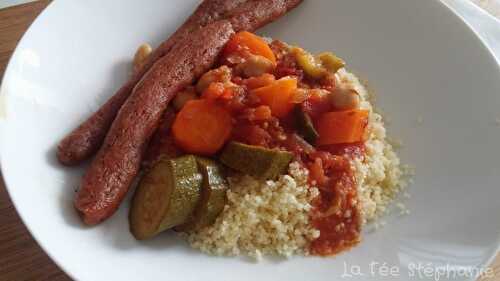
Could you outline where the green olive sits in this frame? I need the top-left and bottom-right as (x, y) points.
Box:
(317, 52), (345, 74)
(291, 47), (327, 79)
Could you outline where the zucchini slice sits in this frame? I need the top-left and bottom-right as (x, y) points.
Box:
(176, 157), (228, 231)
(220, 142), (293, 180)
(130, 155), (202, 240)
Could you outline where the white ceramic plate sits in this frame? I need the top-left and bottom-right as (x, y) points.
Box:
(1, 1), (499, 280)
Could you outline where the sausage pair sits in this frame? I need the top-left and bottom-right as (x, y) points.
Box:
(75, 21), (234, 225)
(57, 0), (303, 166)
(70, 0), (304, 225)
(56, 0), (248, 165)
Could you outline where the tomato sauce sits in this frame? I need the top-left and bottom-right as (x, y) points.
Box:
(307, 151), (362, 255)
(226, 40), (364, 255)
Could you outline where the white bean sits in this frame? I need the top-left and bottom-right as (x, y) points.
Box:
(133, 43), (152, 74)
(236, 55), (275, 78)
(329, 88), (360, 110)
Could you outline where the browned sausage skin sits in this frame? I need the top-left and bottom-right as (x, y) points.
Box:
(57, 82), (134, 165)
(140, 0), (249, 73)
(75, 21), (235, 225)
(57, 0), (304, 166)
(142, 107), (181, 169)
(228, 0), (303, 31)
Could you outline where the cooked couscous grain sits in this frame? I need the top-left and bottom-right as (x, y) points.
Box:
(187, 162), (320, 258)
(337, 69), (408, 224)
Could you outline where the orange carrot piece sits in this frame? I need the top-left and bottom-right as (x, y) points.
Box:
(220, 87), (234, 100)
(251, 77), (297, 118)
(316, 109), (369, 145)
(244, 73), (276, 90)
(172, 99), (233, 155)
(224, 31), (276, 64)
(290, 88), (310, 104)
(202, 82), (225, 100)
(202, 82), (235, 101)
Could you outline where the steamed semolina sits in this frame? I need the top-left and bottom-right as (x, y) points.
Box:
(188, 162), (320, 258)
(337, 69), (408, 223)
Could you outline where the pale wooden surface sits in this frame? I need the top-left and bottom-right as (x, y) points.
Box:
(0, 1), (498, 281)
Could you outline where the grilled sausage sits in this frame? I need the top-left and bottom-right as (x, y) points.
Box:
(57, 0), (304, 165)
(57, 82), (134, 165)
(142, 107), (182, 169)
(75, 21), (234, 225)
(228, 0), (303, 32)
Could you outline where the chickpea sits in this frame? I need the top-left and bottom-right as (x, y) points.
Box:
(236, 55), (275, 78)
(196, 65), (232, 93)
(133, 43), (152, 74)
(309, 88), (330, 98)
(329, 88), (360, 110)
(173, 88), (198, 111)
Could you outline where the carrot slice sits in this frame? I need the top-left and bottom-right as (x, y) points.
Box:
(220, 88), (234, 100)
(172, 99), (233, 155)
(251, 77), (298, 118)
(201, 82), (225, 100)
(224, 31), (276, 64)
(316, 110), (369, 145)
(202, 82), (235, 101)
